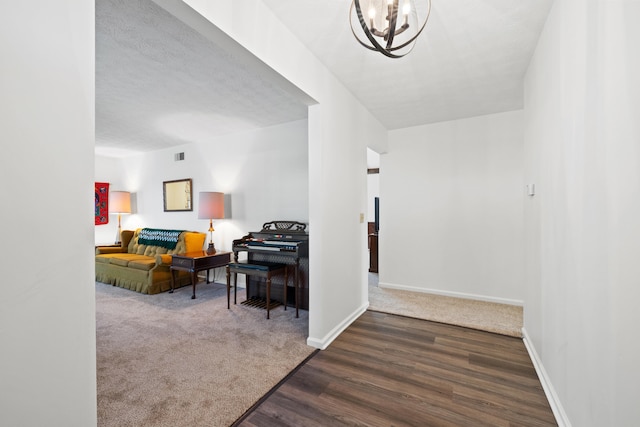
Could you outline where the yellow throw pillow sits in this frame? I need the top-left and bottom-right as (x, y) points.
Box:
(184, 232), (206, 253)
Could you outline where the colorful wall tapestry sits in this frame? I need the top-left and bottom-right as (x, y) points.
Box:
(95, 182), (109, 225)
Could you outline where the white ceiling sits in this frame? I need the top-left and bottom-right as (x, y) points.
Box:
(96, 0), (554, 157)
(95, 0), (311, 157)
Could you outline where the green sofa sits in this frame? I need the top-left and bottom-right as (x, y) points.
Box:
(95, 228), (206, 294)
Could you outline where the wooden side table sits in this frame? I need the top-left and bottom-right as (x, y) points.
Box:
(170, 251), (231, 299)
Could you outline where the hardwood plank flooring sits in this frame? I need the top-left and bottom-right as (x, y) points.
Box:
(235, 311), (557, 427)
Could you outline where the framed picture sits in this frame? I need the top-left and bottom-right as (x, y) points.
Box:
(163, 178), (192, 212)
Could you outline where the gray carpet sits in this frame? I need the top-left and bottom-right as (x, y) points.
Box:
(96, 281), (313, 427)
(368, 273), (523, 337)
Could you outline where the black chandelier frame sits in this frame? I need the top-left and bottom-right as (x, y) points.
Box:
(350, 0), (432, 59)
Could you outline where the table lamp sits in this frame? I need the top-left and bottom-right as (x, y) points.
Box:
(198, 192), (224, 254)
(109, 191), (131, 245)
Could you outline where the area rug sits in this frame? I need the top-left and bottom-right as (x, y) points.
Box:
(368, 276), (523, 338)
(96, 281), (313, 427)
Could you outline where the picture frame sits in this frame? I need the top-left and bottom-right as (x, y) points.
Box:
(163, 178), (192, 212)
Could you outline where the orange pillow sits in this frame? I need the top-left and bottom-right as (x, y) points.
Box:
(184, 232), (206, 253)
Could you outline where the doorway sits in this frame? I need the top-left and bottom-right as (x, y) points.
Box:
(367, 148), (380, 288)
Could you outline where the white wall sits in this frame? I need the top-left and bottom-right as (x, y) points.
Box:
(380, 111), (524, 304)
(0, 2), (97, 426)
(96, 120), (308, 253)
(174, 0), (388, 348)
(523, 0), (640, 425)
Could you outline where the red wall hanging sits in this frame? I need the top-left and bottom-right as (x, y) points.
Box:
(95, 182), (109, 225)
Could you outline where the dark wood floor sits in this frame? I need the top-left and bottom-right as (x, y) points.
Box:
(235, 310), (557, 427)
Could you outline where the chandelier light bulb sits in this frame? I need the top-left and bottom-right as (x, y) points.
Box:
(403, 0), (411, 15)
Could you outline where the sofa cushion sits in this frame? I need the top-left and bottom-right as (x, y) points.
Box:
(110, 257), (132, 267)
(185, 232), (206, 252)
(106, 254), (153, 267)
(96, 254), (117, 264)
(96, 253), (143, 265)
(128, 259), (156, 271)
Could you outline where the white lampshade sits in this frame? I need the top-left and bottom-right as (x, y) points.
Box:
(198, 192), (224, 219)
(109, 191), (131, 245)
(109, 191), (131, 214)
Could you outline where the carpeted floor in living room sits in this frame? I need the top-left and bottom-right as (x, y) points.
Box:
(96, 280), (314, 427)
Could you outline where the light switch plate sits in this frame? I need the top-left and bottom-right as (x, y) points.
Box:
(526, 184), (535, 196)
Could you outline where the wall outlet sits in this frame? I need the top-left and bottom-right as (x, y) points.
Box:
(360, 213), (365, 223)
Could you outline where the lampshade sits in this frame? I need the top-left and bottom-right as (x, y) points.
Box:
(198, 192), (224, 219)
(109, 191), (131, 214)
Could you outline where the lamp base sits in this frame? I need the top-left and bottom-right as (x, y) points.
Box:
(115, 228), (122, 245)
(206, 242), (216, 255)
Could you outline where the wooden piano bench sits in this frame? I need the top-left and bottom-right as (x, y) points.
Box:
(226, 261), (294, 319)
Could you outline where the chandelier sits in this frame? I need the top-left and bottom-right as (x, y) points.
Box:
(350, 0), (431, 59)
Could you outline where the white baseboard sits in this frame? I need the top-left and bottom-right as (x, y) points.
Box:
(522, 327), (571, 427)
(377, 281), (524, 307)
(306, 302), (369, 350)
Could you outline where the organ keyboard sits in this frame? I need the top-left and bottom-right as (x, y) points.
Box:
(232, 221), (308, 257)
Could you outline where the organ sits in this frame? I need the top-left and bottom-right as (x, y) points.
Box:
(231, 221), (309, 311)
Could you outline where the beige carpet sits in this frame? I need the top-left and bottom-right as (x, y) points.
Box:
(368, 275), (523, 338)
(96, 281), (313, 427)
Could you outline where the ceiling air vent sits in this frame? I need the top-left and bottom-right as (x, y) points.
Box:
(174, 152), (185, 161)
